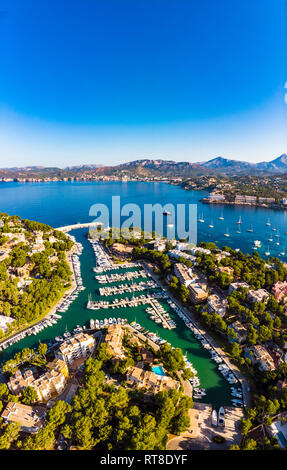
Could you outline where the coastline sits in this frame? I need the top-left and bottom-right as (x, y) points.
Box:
(201, 198), (287, 211)
(0, 243), (78, 351)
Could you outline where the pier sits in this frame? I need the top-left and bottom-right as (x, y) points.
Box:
(55, 222), (103, 233)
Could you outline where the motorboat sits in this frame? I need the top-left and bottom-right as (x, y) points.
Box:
(224, 228), (230, 237)
(218, 406), (225, 427)
(212, 409), (218, 427)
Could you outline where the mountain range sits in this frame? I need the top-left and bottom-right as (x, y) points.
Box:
(1, 154), (287, 179)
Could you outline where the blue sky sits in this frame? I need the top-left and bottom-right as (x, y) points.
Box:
(0, 0), (286, 167)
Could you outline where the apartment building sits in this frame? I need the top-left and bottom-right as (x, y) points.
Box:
(1, 402), (46, 433)
(207, 294), (227, 317)
(56, 333), (96, 365)
(230, 321), (248, 344)
(228, 282), (250, 294)
(235, 195), (257, 204)
(126, 365), (179, 394)
(258, 197), (275, 204)
(207, 193), (226, 202)
(188, 283), (208, 304)
(0, 315), (15, 333)
(174, 263), (194, 287)
(272, 281), (287, 302)
(8, 359), (69, 402)
(247, 289), (270, 304)
(153, 240), (166, 251)
(245, 345), (276, 372)
(168, 250), (196, 264)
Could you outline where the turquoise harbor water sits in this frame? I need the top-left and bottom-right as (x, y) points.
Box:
(1, 180), (287, 407)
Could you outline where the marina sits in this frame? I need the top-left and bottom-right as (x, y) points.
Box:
(1, 180), (287, 408)
(86, 239), (244, 405)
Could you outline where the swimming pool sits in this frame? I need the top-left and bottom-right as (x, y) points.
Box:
(152, 366), (166, 376)
(277, 431), (287, 448)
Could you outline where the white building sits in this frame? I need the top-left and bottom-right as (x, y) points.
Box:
(174, 263), (194, 287)
(56, 333), (96, 365)
(190, 247), (211, 256)
(0, 315), (15, 333)
(247, 289), (270, 304)
(168, 250), (196, 264)
(207, 294), (227, 317)
(228, 282), (250, 294)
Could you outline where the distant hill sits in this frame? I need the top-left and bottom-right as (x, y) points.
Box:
(255, 154), (287, 172)
(1, 154), (287, 179)
(197, 154), (287, 175)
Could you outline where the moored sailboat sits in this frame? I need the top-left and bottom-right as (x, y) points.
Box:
(224, 227), (230, 237)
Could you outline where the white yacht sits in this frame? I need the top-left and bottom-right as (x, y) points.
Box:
(224, 228), (230, 237)
(212, 409), (218, 427)
(266, 219), (271, 226)
(236, 216), (242, 225)
(218, 407), (225, 427)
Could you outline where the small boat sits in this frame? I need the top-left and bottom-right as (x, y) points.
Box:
(272, 227), (277, 231)
(198, 213), (205, 223)
(268, 236), (273, 242)
(212, 409), (218, 427)
(247, 225), (253, 233)
(280, 247), (285, 256)
(236, 216), (242, 225)
(266, 219), (271, 226)
(254, 240), (261, 248)
(224, 228), (230, 238)
(218, 211), (224, 221)
(209, 220), (214, 228)
(265, 246), (270, 256)
(218, 407), (225, 427)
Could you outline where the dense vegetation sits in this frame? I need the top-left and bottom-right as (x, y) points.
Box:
(0, 213), (74, 338)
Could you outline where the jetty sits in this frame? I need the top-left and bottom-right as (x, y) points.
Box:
(55, 222), (103, 233)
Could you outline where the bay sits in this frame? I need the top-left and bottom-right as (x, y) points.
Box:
(1, 180), (286, 407)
